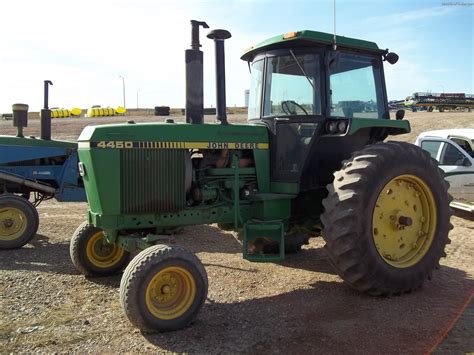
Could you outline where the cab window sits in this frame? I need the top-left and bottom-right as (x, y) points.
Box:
(248, 59), (264, 120)
(329, 53), (384, 119)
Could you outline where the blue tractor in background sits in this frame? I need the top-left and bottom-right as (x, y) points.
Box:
(0, 81), (86, 249)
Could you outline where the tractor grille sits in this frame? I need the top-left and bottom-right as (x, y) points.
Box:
(120, 149), (186, 214)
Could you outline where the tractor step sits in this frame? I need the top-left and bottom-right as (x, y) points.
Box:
(243, 221), (285, 262)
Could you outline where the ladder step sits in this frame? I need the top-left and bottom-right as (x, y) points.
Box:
(243, 221), (285, 262)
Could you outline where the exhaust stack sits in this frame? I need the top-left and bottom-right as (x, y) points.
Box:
(207, 29), (231, 125)
(185, 20), (209, 124)
(40, 80), (53, 140)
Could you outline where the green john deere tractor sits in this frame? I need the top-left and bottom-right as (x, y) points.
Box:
(70, 21), (452, 332)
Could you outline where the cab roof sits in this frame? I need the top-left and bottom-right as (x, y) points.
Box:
(241, 30), (384, 61)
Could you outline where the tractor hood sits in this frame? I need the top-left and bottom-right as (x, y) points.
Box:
(77, 122), (269, 149)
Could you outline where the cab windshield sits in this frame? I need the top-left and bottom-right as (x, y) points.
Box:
(247, 50), (386, 120)
(263, 52), (321, 118)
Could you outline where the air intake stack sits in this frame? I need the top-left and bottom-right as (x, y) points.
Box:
(12, 103), (28, 138)
(185, 20), (209, 124)
(40, 80), (53, 140)
(207, 29), (231, 125)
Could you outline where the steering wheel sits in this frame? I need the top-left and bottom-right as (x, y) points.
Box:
(281, 100), (309, 115)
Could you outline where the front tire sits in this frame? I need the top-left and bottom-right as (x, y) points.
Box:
(321, 142), (453, 295)
(120, 244), (208, 332)
(0, 194), (39, 249)
(70, 221), (130, 276)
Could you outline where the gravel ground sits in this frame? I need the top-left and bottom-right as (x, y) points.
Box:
(0, 111), (473, 353)
(433, 295), (474, 354)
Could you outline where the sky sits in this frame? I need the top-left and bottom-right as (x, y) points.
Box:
(0, 0), (472, 113)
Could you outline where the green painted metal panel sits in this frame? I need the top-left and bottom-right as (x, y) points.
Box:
(79, 148), (121, 216)
(348, 118), (410, 135)
(250, 195), (292, 221)
(89, 204), (253, 231)
(254, 149), (270, 193)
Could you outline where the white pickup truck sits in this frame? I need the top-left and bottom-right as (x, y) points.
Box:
(415, 129), (474, 212)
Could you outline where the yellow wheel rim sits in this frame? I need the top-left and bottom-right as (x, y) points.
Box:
(85, 231), (125, 268)
(0, 207), (27, 241)
(372, 174), (437, 268)
(145, 266), (196, 320)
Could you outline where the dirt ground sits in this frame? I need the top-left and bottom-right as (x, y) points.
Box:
(0, 111), (473, 353)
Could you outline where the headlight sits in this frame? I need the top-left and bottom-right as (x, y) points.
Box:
(337, 120), (348, 133)
(327, 121), (338, 134)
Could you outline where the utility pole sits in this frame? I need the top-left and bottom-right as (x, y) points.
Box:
(119, 75), (126, 108)
(136, 89), (141, 109)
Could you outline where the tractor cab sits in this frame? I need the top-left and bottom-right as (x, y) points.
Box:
(242, 30), (392, 122)
(241, 30), (405, 185)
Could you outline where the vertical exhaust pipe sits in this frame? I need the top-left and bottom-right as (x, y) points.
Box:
(40, 80), (53, 140)
(207, 29), (231, 125)
(185, 20), (209, 124)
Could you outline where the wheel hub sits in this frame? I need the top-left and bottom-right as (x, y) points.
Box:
(3, 218), (14, 228)
(85, 231), (125, 268)
(372, 175), (437, 268)
(0, 208), (27, 240)
(389, 211), (413, 230)
(145, 267), (196, 320)
(93, 240), (114, 257)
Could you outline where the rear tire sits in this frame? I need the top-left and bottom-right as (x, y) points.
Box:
(120, 244), (208, 332)
(0, 194), (39, 249)
(70, 221), (130, 276)
(321, 142), (453, 295)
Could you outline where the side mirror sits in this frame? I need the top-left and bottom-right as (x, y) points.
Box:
(462, 157), (472, 167)
(395, 109), (405, 120)
(385, 52), (399, 65)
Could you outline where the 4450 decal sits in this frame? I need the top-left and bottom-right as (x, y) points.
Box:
(79, 141), (269, 150)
